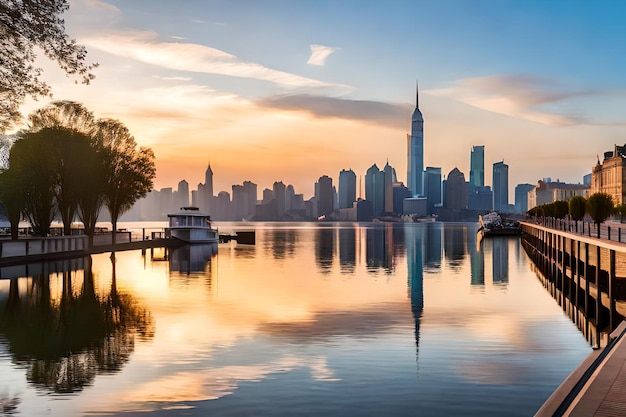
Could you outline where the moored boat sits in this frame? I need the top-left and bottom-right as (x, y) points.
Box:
(166, 207), (219, 243)
(478, 212), (521, 236)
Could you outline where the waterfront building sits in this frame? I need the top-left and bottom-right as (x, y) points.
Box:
(493, 161), (509, 212)
(591, 144), (626, 205)
(393, 183), (412, 215)
(424, 167), (442, 215)
(527, 179), (589, 210)
(365, 164), (385, 217)
(514, 183), (535, 214)
(468, 186), (492, 211)
(444, 168), (467, 210)
(469, 145), (485, 188)
(407, 84), (424, 196)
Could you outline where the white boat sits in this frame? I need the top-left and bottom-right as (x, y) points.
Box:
(166, 207), (219, 243)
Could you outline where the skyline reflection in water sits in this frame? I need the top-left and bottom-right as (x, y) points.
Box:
(0, 222), (591, 416)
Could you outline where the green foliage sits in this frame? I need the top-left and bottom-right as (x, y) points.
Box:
(569, 196), (587, 221)
(2, 102), (156, 242)
(614, 203), (626, 222)
(95, 119), (156, 243)
(0, 1), (96, 132)
(0, 168), (24, 239)
(587, 193), (614, 225)
(553, 200), (569, 219)
(8, 130), (57, 236)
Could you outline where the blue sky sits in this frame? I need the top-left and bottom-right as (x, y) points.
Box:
(19, 0), (626, 199)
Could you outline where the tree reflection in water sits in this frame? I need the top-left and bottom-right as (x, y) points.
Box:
(0, 255), (154, 394)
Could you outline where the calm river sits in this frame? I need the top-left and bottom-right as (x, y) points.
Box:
(0, 222), (591, 416)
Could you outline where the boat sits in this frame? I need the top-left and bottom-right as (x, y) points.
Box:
(478, 212), (521, 236)
(166, 206), (219, 243)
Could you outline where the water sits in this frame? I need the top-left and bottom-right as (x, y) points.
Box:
(0, 222), (591, 416)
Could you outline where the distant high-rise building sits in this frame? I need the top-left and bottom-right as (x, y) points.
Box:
(493, 161), (509, 212)
(338, 169), (357, 209)
(469, 146), (485, 188)
(424, 167), (442, 214)
(273, 181), (286, 217)
(444, 168), (467, 210)
(365, 164), (385, 217)
(407, 83), (424, 196)
(286, 184), (295, 211)
(177, 179), (189, 208)
(514, 183), (534, 214)
(317, 175), (334, 218)
(197, 162), (214, 214)
(384, 161), (394, 214)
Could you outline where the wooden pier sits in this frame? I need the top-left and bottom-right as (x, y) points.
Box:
(522, 221), (626, 415)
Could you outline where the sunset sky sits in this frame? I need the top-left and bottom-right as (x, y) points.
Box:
(15, 0), (626, 200)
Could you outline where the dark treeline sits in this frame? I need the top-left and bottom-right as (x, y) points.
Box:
(0, 101), (156, 245)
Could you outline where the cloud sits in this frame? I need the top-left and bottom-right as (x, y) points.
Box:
(257, 94), (412, 127)
(428, 75), (597, 126)
(307, 44), (337, 66)
(82, 31), (348, 90)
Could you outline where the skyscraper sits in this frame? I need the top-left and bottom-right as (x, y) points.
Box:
(424, 167), (442, 214)
(444, 168), (468, 210)
(407, 83), (424, 197)
(493, 161), (509, 212)
(338, 169), (357, 209)
(365, 164), (385, 217)
(469, 146), (485, 188)
(317, 175), (334, 218)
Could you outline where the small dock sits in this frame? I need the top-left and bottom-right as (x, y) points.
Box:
(536, 321), (626, 416)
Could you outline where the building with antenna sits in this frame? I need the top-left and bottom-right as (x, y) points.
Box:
(407, 83), (424, 197)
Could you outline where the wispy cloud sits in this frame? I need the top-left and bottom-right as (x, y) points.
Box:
(82, 31), (349, 90)
(429, 75), (596, 126)
(307, 44), (337, 66)
(258, 94), (411, 127)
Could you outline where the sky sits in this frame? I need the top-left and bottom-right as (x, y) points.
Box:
(15, 0), (626, 201)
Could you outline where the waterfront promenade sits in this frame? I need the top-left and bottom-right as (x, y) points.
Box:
(527, 219), (626, 416)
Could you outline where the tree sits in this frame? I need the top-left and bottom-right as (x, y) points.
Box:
(47, 127), (94, 235)
(569, 196), (587, 221)
(0, 168), (24, 239)
(554, 200), (569, 219)
(0, 0), (96, 132)
(614, 203), (626, 223)
(27, 102), (97, 236)
(8, 130), (57, 236)
(95, 119), (156, 244)
(587, 193), (614, 235)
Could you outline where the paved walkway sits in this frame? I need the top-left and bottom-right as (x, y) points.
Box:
(536, 321), (626, 416)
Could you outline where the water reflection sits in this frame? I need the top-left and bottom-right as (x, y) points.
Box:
(0, 256), (153, 394)
(405, 225), (424, 366)
(445, 225), (467, 270)
(315, 227), (335, 272)
(338, 228), (356, 274)
(169, 243), (218, 276)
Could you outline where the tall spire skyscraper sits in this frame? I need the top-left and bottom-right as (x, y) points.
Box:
(407, 82), (424, 196)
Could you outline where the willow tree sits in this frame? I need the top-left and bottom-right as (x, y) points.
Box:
(95, 119), (156, 244)
(0, 1), (96, 133)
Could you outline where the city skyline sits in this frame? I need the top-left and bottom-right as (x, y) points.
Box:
(10, 0), (626, 197)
